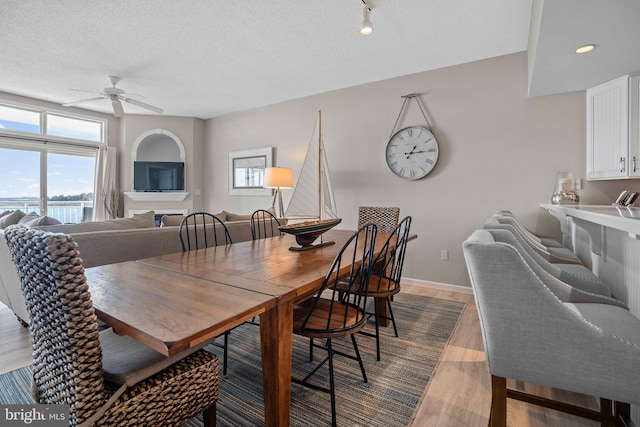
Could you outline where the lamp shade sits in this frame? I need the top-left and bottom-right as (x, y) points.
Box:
(263, 167), (293, 189)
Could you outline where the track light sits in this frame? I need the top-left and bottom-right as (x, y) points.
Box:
(360, 2), (373, 36)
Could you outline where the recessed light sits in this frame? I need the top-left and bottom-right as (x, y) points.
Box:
(575, 44), (596, 54)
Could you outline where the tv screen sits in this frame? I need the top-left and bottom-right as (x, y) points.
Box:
(134, 161), (185, 191)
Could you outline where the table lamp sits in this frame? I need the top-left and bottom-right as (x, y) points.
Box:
(263, 167), (293, 217)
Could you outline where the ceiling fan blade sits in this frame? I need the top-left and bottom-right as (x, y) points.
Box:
(69, 89), (103, 95)
(62, 97), (106, 107)
(122, 97), (164, 114)
(111, 98), (124, 117)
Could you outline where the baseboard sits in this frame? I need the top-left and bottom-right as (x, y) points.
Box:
(402, 277), (473, 295)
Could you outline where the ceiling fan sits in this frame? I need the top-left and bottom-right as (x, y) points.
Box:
(62, 76), (164, 117)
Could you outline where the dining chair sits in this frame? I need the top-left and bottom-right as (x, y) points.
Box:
(179, 211), (232, 252)
(362, 215), (411, 360)
(179, 211), (233, 374)
(462, 229), (640, 427)
(292, 223), (377, 427)
(250, 208), (282, 240)
(4, 225), (219, 427)
(357, 206), (400, 232)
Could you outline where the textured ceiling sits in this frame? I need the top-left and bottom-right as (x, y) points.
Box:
(528, 0), (640, 96)
(0, 0), (533, 119)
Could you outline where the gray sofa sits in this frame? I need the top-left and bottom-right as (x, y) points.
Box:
(0, 210), (267, 324)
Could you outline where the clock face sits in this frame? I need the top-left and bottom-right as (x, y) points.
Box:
(385, 126), (439, 180)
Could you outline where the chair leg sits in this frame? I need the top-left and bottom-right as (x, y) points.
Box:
(351, 334), (368, 383)
(309, 337), (314, 362)
(203, 401), (217, 427)
(326, 338), (337, 427)
(373, 297), (381, 361)
(386, 296), (399, 337)
(490, 375), (507, 427)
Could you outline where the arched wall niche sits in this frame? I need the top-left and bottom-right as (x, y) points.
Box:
(125, 128), (189, 200)
(131, 129), (186, 162)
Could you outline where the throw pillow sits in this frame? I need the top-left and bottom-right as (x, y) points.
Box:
(0, 210), (13, 219)
(160, 215), (185, 227)
(0, 210), (26, 229)
(214, 211), (228, 221)
(20, 215), (62, 227)
(225, 211), (251, 222)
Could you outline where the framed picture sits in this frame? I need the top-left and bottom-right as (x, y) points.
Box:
(229, 147), (273, 196)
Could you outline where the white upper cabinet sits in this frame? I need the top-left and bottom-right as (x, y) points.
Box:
(587, 74), (640, 180)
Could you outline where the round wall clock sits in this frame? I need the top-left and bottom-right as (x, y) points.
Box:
(385, 125), (439, 180)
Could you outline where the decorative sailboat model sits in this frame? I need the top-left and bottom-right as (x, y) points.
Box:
(279, 110), (342, 251)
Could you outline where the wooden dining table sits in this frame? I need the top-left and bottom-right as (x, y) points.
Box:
(85, 229), (396, 427)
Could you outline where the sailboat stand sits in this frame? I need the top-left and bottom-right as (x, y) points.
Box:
(278, 110), (342, 251)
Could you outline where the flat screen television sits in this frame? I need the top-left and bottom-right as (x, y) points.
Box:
(134, 161), (185, 191)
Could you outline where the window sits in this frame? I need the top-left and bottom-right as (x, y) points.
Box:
(0, 104), (40, 134)
(0, 101), (107, 223)
(46, 114), (103, 142)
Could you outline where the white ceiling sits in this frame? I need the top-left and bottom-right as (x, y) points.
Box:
(528, 0), (640, 96)
(1, 1), (636, 120)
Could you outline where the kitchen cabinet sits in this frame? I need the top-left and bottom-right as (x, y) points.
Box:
(586, 74), (640, 180)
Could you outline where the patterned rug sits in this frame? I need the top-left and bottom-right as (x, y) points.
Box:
(0, 293), (465, 426)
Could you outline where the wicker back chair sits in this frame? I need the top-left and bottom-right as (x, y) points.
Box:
(179, 212), (232, 251)
(5, 225), (219, 427)
(292, 223), (377, 427)
(357, 206), (399, 232)
(250, 209), (282, 240)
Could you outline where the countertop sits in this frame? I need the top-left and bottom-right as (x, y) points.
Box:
(541, 203), (640, 236)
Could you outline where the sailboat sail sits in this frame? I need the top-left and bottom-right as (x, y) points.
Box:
(284, 113), (338, 220)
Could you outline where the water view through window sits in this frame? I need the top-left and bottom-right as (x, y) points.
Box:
(0, 147), (96, 223)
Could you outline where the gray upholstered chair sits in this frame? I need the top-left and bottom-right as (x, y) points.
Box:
(357, 206), (400, 232)
(462, 229), (640, 427)
(488, 216), (582, 264)
(494, 209), (563, 247)
(482, 226), (614, 298)
(5, 225), (219, 427)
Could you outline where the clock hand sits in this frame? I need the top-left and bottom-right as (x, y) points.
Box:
(405, 145), (418, 159)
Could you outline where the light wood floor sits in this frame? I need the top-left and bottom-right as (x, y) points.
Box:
(0, 283), (602, 426)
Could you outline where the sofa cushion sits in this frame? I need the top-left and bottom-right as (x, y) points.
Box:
(17, 212), (62, 227)
(36, 210), (155, 233)
(0, 210), (26, 229)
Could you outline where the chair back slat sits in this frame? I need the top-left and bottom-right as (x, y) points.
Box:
(4, 225), (105, 425)
(250, 209), (282, 240)
(297, 223), (377, 335)
(179, 212), (232, 251)
(370, 216), (412, 293)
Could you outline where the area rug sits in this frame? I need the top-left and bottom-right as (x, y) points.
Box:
(0, 293), (465, 426)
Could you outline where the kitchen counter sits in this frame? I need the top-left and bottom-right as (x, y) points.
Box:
(541, 203), (640, 237)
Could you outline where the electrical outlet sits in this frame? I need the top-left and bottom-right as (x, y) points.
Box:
(440, 250), (449, 261)
(574, 178), (581, 190)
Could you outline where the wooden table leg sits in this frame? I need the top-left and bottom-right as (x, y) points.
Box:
(376, 297), (390, 327)
(260, 301), (293, 427)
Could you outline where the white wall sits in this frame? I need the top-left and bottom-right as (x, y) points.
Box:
(204, 52), (633, 287)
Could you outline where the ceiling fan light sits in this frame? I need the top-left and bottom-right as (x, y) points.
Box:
(360, 6), (373, 36)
